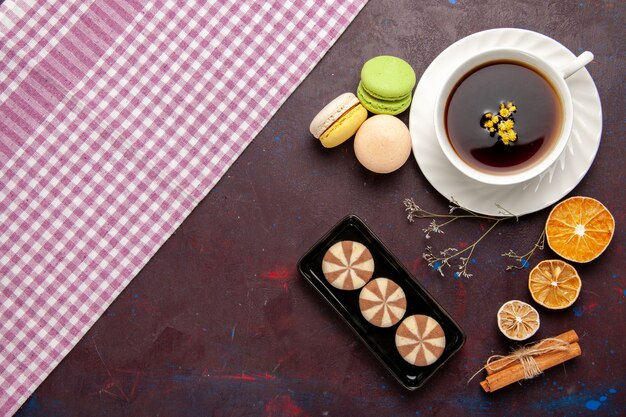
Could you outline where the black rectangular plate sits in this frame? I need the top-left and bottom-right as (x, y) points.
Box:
(298, 214), (465, 390)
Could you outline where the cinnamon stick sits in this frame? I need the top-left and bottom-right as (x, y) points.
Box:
(485, 330), (579, 375)
(480, 342), (581, 393)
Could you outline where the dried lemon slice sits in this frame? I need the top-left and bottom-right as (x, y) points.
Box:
(529, 260), (582, 310)
(497, 300), (540, 341)
(545, 196), (615, 263)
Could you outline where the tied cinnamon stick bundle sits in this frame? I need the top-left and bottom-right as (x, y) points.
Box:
(476, 330), (581, 393)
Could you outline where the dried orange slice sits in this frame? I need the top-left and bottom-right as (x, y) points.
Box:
(497, 300), (540, 341)
(529, 260), (582, 310)
(545, 196), (615, 263)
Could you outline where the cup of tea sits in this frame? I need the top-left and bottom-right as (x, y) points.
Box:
(433, 48), (593, 185)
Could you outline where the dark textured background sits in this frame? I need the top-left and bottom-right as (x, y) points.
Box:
(16, 1), (625, 416)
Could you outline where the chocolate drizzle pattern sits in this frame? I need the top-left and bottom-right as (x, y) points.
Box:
(396, 315), (446, 366)
(359, 278), (407, 327)
(322, 241), (374, 290)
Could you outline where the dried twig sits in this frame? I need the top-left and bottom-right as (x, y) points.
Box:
(404, 198), (543, 277)
(502, 229), (546, 270)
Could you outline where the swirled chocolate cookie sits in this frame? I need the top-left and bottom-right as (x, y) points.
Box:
(359, 278), (407, 327)
(395, 314), (446, 366)
(322, 241), (374, 290)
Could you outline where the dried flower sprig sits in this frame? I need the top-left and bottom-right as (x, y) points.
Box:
(501, 230), (546, 270)
(404, 198), (544, 277)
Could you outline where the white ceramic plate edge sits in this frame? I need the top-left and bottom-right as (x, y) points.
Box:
(409, 28), (602, 216)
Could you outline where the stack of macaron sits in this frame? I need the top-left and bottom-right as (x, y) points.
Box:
(309, 55), (417, 174)
(309, 93), (367, 148)
(357, 55), (416, 115)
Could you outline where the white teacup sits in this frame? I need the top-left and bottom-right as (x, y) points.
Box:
(433, 48), (593, 186)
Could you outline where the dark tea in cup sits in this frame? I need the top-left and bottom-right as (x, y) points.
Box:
(434, 48), (591, 186)
(444, 61), (562, 174)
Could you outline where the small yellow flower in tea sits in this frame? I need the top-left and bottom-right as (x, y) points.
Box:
(499, 130), (514, 145)
(498, 119), (515, 132)
(481, 101), (518, 145)
(500, 130), (518, 145)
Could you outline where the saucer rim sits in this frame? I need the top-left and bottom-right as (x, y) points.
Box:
(409, 28), (602, 216)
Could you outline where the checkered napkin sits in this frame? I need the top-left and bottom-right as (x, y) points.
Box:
(0, 0), (367, 414)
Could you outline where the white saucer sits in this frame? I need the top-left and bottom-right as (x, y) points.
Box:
(409, 28), (602, 216)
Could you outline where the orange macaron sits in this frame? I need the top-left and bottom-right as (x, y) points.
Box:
(354, 115), (412, 173)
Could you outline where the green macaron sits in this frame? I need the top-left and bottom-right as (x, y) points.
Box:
(358, 55), (416, 115)
(357, 81), (412, 115)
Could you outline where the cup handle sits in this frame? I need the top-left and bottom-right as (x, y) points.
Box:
(560, 51), (594, 79)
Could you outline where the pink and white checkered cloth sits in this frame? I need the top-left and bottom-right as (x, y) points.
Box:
(0, 0), (367, 414)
